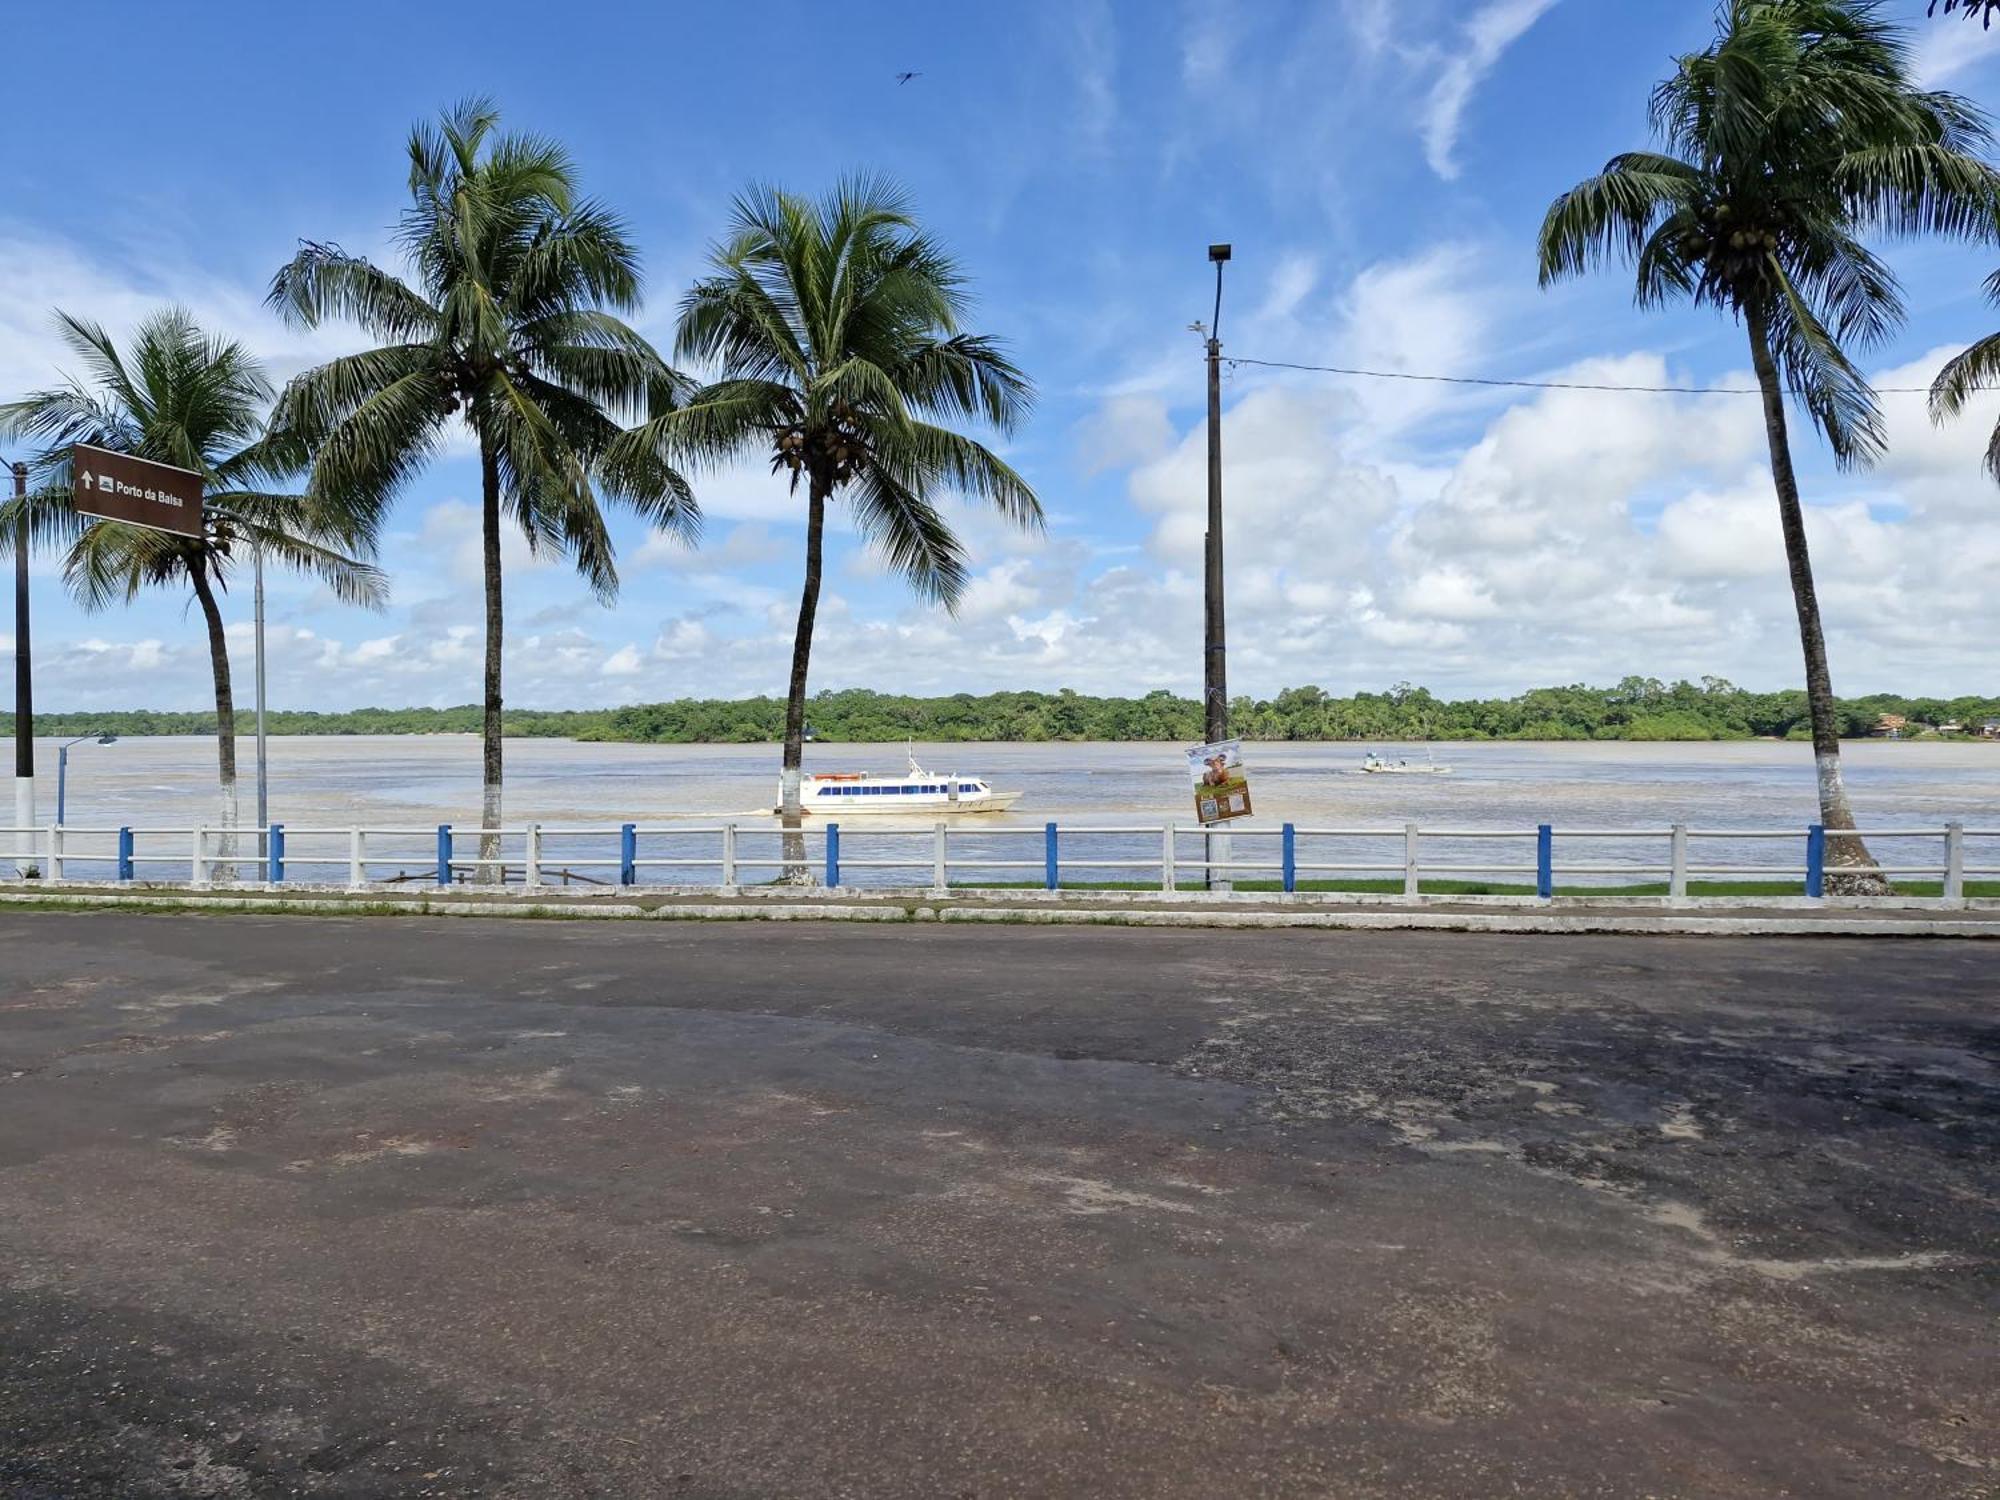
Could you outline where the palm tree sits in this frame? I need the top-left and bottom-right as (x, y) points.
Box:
(267, 97), (697, 876)
(1538, 0), (2000, 889)
(615, 178), (1039, 874)
(1929, 1), (2000, 27)
(0, 308), (386, 872)
(1929, 271), (2000, 463)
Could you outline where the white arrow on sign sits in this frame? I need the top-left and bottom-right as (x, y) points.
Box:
(80, 470), (95, 489)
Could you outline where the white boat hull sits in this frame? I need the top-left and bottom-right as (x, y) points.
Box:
(788, 790), (1022, 817)
(778, 751), (1022, 816)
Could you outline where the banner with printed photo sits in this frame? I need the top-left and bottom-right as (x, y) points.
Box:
(1187, 738), (1251, 824)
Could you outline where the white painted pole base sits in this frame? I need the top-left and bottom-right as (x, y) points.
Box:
(13, 774), (37, 878)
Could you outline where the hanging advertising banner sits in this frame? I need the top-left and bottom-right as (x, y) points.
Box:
(70, 444), (205, 538)
(1187, 738), (1252, 824)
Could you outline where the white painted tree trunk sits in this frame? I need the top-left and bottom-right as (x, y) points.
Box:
(778, 765), (812, 885)
(479, 779), (503, 886)
(213, 775), (240, 884)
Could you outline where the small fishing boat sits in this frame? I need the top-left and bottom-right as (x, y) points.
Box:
(782, 748), (1021, 816)
(1360, 750), (1453, 775)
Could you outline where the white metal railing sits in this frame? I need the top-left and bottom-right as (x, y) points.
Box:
(2, 819), (1996, 903)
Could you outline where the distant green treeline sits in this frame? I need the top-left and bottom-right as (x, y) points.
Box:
(8, 678), (1998, 744)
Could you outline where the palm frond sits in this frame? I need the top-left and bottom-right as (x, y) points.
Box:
(845, 464), (969, 608)
(1538, 155), (1700, 287)
(1930, 332), (2000, 480)
(1765, 255), (1886, 468)
(267, 245), (439, 340)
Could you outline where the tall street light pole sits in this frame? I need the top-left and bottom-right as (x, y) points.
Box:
(1202, 246), (1233, 895)
(253, 542), (268, 833)
(1204, 245), (1231, 746)
(11, 460), (35, 878)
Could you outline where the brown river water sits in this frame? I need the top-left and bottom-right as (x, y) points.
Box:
(23, 736), (2000, 887)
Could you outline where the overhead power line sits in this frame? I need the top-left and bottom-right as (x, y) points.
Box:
(1222, 354), (1939, 396)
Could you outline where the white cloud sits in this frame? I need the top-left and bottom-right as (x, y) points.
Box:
(601, 643), (644, 676)
(1073, 395), (1175, 474)
(635, 520), (786, 572)
(417, 499), (553, 589)
(957, 557), (1043, 622)
(1656, 475), (1785, 579)
(1912, 15), (2000, 88)
(1420, 0), (1559, 180)
(0, 231), (374, 411)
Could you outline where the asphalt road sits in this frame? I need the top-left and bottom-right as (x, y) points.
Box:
(0, 914), (1993, 1498)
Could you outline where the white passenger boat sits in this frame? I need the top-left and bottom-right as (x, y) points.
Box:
(1360, 750), (1453, 775)
(783, 750), (1022, 816)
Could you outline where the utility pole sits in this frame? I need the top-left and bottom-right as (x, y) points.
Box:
(1204, 244), (1231, 745)
(11, 460), (35, 877)
(254, 542), (268, 833)
(1202, 246), (1232, 894)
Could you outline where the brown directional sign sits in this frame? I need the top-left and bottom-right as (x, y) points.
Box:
(71, 444), (205, 538)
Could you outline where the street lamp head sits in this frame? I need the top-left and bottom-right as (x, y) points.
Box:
(95, 733), (117, 746)
(1208, 244), (1232, 263)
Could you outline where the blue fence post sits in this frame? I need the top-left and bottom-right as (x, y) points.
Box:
(267, 824), (285, 885)
(116, 827), (134, 883)
(1806, 824), (1825, 898)
(1537, 824), (1554, 899)
(1045, 822), (1059, 891)
(436, 825), (452, 887)
(825, 823), (840, 887)
(1282, 824), (1297, 894)
(620, 823), (637, 886)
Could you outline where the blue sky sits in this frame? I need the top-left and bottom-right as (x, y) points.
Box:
(6, 0), (2000, 711)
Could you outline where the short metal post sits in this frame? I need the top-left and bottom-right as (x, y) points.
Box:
(1403, 823), (1420, 898)
(191, 826), (207, 887)
(1161, 823), (1176, 892)
(619, 823), (637, 886)
(1045, 822), (1059, 891)
(267, 824), (284, 885)
(932, 821), (947, 892)
(1944, 822), (1964, 903)
(1281, 823), (1297, 894)
(523, 824), (541, 888)
(348, 828), (365, 888)
(825, 822), (840, 887)
(436, 824), (453, 887)
(46, 826), (62, 883)
(1536, 824), (1553, 900)
(1805, 824), (1825, 899)
(721, 822), (737, 891)
(117, 826), (134, 883)
(1669, 823), (1688, 898)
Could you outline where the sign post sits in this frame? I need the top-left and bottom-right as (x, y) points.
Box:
(11, 461), (32, 877)
(71, 445), (205, 537)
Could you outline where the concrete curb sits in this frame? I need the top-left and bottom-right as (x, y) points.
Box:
(0, 885), (1994, 937)
(932, 905), (2000, 937)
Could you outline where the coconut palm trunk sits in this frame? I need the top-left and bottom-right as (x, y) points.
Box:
(479, 440), (505, 884)
(187, 558), (240, 881)
(1744, 307), (1884, 891)
(779, 475), (829, 879)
